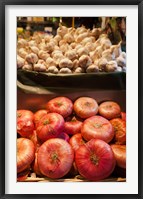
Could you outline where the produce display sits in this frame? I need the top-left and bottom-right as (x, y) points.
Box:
(17, 96), (126, 182)
(17, 24), (126, 74)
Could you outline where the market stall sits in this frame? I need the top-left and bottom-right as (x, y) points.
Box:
(17, 17), (126, 182)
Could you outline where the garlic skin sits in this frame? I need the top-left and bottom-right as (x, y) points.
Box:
(86, 64), (99, 73)
(105, 61), (118, 72)
(59, 68), (72, 74)
(47, 66), (59, 74)
(33, 63), (46, 72)
(79, 55), (92, 69)
(25, 53), (38, 64)
(17, 56), (25, 68)
(116, 56), (126, 67)
(59, 58), (73, 69)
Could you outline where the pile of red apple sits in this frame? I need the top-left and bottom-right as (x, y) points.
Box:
(17, 96), (126, 182)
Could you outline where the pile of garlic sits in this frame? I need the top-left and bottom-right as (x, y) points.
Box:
(17, 24), (126, 74)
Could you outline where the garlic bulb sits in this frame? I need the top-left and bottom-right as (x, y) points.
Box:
(59, 58), (73, 69)
(17, 39), (28, 48)
(25, 53), (38, 64)
(74, 67), (84, 73)
(60, 44), (71, 53)
(81, 37), (95, 45)
(18, 48), (28, 59)
(90, 45), (103, 61)
(110, 41), (122, 58)
(116, 56), (126, 67)
(47, 66), (59, 74)
(98, 58), (108, 71)
(57, 24), (68, 37)
(116, 66), (122, 72)
(52, 52), (64, 65)
(86, 64), (99, 73)
(85, 42), (96, 52)
(91, 28), (102, 39)
(59, 39), (67, 46)
(73, 59), (79, 69)
(28, 40), (37, 47)
(44, 35), (52, 43)
(70, 42), (77, 49)
(38, 50), (50, 61)
(46, 57), (57, 68)
(105, 60), (118, 72)
(75, 26), (87, 35)
(79, 55), (92, 69)
(22, 64), (33, 71)
(76, 32), (90, 43)
(59, 68), (72, 74)
(37, 59), (47, 67)
(63, 32), (75, 43)
(75, 44), (83, 51)
(30, 46), (39, 55)
(54, 35), (62, 44)
(102, 49), (115, 61)
(77, 47), (89, 57)
(52, 50), (63, 57)
(17, 56), (25, 68)
(33, 63), (46, 72)
(65, 50), (77, 60)
(100, 38), (112, 50)
(44, 42), (55, 53)
(120, 51), (126, 59)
